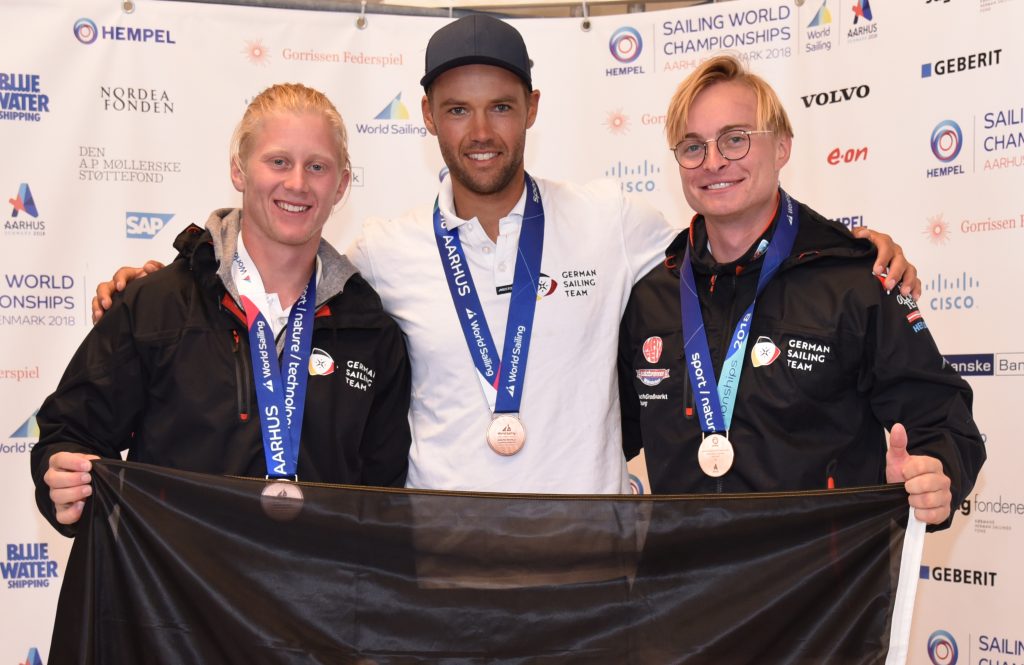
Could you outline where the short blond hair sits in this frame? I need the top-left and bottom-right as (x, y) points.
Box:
(665, 55), (794, 147)
(230, 83), (350, 172)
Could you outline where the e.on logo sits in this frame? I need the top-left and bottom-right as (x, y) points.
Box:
(827, 146), (868, 165)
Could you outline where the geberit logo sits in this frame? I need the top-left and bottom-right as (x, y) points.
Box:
(922, 48), (1002, 78)
(920, 564), (997, 586)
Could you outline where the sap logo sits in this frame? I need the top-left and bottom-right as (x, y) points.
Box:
(126, 212), (173, 239)
(801, 85), (869, 108)
(827, 146), (868, 165)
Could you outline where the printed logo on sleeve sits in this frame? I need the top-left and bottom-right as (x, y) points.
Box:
(636, 369), (670, 386)
(642, 336), (664, 364)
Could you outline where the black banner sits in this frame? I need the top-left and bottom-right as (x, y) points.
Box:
(50, 461), (918, 664)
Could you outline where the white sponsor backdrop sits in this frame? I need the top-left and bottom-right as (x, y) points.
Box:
(1, 0), (1018, 662)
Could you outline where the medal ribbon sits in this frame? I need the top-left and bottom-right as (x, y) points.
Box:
(679, 190), (800, 434)
(236, 256), (317, 478)
(433, 173), (544, 415)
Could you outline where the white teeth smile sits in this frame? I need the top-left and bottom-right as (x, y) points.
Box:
(277, 201), (309, 212)
(706, 182), (735, 190)
(468, 152), (498, 161)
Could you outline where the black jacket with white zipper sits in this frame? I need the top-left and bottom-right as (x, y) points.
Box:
(618, 195), (984, 530)
(33, 210), (412, 536)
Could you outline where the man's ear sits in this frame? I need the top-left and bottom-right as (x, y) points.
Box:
(230, 157), (246, 193)
(422, 94), (438, 137)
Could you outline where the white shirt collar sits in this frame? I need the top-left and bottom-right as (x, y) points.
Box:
(436, 174), (527, 232)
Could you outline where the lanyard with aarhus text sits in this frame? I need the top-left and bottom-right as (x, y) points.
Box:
(237, 265), (317, 479)
(433, 173), (544, 456)
(679, 190), (799, 477)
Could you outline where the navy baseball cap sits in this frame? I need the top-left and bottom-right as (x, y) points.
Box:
(421, 14), (533, 90)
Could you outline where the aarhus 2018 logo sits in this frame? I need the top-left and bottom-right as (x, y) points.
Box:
(927, 629), (958, 665)
(126, 212), (174, 239)
(355, 93), (426, 137)
(605, 159), (661, 193)
(606, 26), (646, 77)
(0, 73), (51, 123)
(73, 17), (176, 45)
(2, 543), (59, 590)
(847, 0), (878, 41)
(5, 183), (45, 237)
(927, 120), (966, 178)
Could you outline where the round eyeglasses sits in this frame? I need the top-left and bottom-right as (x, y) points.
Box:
(671, 129), (773, 169)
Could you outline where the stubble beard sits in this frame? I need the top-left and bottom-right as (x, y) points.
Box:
(441, 138), (526, 197)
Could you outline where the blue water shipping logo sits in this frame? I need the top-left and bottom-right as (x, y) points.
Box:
(126, 212), (174, 239)
(2, 543), (59, 590)
(0, 73), (50, 123)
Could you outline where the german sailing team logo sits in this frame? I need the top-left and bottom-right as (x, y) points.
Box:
(750, 336), (781, 367)
(308, 348), (335, 376)
(536, 273), (557, 299)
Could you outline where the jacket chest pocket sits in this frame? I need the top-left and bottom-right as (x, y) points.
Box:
(746, 326), (852, 402)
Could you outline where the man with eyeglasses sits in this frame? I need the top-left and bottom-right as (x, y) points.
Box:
(618, 55), (984, 528)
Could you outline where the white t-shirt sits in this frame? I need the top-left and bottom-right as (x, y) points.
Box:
(348, 175), (678, 493)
